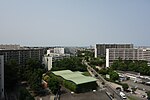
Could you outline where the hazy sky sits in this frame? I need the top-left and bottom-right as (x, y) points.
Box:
(0, 0), (150, 46)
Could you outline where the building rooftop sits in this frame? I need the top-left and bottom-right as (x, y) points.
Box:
(52, 70), (97, 85)
(59, 86), (111, 100)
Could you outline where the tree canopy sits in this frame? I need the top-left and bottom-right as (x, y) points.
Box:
(4, 60), (20, 90)
(122, 83), (129, 91)
(147, 91), (150, 100)
(111, 59), (150, 75)
(47, 76), (60, 95)
(52, 57), (87, 72)
(109, 71), (119, 81)
(4, 58), (45, 95)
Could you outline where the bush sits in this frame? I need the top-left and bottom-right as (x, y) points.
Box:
(109, 71), (119, 81)
(47, 76), (60, 95)
(147, 91), (150, 100)
(19, 87), (34, 100)
(98, 69), (108, 75)
(63, 80), (76, 92)
(43, 75), (50, 82)
(52, 57), (87, 72)
(122, 83), (129, 91)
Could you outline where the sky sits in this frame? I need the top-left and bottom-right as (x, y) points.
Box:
(0, 0), (150, 46)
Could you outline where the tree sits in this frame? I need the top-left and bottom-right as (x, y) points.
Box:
(52, 57), (87, 72)
(48, 77), (60, 94)
(109, 71), (119, 81)
(29, 69), (43, 92)
(98, 68), (108, 75)
(21, 59), (45, 94)
(4, 60), (20, 90)
(147, 91), (150, 100)
(19, 87), (34, 100)
(131, 87), (137, 94)
(111, 59), (150, 76)
(90, 58), (105, 66)
(122, 83), (129, 91)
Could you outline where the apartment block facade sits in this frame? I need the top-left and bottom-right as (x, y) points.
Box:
(0, 55), (4, 100)
(0, 44), (20, 50)
(0, 48), (44, 65)
(95, 44), (133, 58)
(106, 48), (150, 67)
(54, 48), (64, 54)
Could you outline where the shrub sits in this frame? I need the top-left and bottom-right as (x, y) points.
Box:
(147, 91), (150, 100)
(63, 80), (76, 92)
(19, 87), (34, 100)
(122, 83), (129, 91)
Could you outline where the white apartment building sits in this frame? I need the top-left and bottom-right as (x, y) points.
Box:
(0, 44), (20, 50)
(54, 48), (64, 54)
(0, 55), (4, 100)
(106, 48), (150, 67)
(42, 56), (53, 70)
(43, 48), (70, 70)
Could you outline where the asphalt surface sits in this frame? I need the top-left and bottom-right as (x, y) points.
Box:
(83, 60), (123, 100)
(60, 89), (111, 100)
(122, 80), (150, 91)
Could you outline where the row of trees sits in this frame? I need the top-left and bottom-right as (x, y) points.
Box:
(52, 57), (87, 72)
(98, 68), (119, 82)
(97, 68), (130, 91)
(23, 59), (45, 94)
(4, 60), (20, 90)
(89, 58), (105, 66)
(43, 73), (60, 95)
(4, 59), (45, 94)
(19, 87), (35, 100)
(111, 58), (150, 75)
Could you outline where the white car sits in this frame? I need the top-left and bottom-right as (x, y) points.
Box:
(120, 92), (126, 99)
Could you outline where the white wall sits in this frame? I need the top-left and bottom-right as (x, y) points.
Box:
(47, 50), (51, 55)
(43, 56), (52, 70)
(54, 48), (64, 54)
(94, 45), (97, 58)
(106, 49), (109, 67)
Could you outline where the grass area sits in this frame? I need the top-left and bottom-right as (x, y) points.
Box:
(128, 96), (138, 100)
(82, 71), (91, 76)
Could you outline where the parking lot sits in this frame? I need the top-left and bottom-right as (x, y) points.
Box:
(122, 80), (150, 91)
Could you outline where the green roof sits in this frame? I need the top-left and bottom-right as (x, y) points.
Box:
(52, 70), (97, 85)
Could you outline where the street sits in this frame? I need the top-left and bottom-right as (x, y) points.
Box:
(83, 60), (124, 100)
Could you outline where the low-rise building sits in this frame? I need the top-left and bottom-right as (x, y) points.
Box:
(52, 70), (97, 93)
(43, 49), (70, 70)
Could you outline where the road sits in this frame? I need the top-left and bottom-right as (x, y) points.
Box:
(35, 95), (55, 100)
(83, 60), (124, 100)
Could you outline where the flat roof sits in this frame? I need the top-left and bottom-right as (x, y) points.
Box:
(60, 90), (111, 100)
(52, 70), (97, 85)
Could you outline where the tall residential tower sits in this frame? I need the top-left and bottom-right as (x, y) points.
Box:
(95, 44), (133, 58)
(0, 55), (4, 100)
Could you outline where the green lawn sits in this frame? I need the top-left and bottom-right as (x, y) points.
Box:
(128, 96), (139, 100)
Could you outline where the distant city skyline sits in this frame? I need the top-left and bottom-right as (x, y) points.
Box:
(0, 0), (150, 46)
